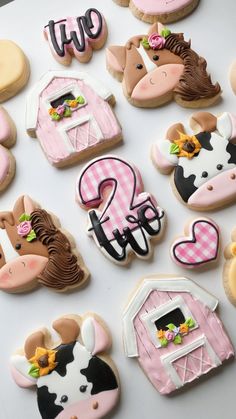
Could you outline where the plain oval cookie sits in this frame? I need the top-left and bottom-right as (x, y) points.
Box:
(0, 40), (30, 102)
(223, 228), (236, 306)
(113, 0), (200, 24)
(0, 106), (16, 192)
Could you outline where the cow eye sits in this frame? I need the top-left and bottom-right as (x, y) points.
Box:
(80, 385), (88, 393)
(15, 243), (21, 250)
(136, 64), (143, 70)
(217, 164), (223, 170)
(201, 171), (208, 178)
(153, 55), (159, 61)
(60, 395), (68, 403)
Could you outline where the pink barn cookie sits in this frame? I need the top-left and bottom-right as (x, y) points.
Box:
(10, 314), (120, 419)
(44, 9), (108, 65)
(170, 218), (220, 269)
(76, 155), (165, 264)
(0, 195), (89, 293)
(26, 71), (122, 167)
(113, 0), (200, 24)
(106, 22), (221, 109)
(123, 275), (234, 395)
(0, 106), (16, 192)
(152, 112), (236, 210)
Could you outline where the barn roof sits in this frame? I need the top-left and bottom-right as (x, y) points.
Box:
(123, 275), (218, 357)
(26, 70), (113, 133)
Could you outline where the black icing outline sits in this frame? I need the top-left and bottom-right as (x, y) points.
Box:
(172, 219), (219, 266)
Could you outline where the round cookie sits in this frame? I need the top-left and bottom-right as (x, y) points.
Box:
(10, 313), (120, 419)
(152, 111), (236, 210)
(113, 0), (200, 24)
(0, 40), (30, 102)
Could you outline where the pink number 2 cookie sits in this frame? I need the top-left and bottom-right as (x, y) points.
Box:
(0, 106), (16, 192)
(76, 155), (165, 264)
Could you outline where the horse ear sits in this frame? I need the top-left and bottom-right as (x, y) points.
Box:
(106, 46), (126, 80)
(0, 211), (14, 228)
(190, 112), (217, 133)
(147, 22), (165, 36)
(12, 195), (39, 221)
(81, 316), (111, 355)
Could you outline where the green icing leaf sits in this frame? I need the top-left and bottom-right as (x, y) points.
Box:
(64, 108), (72, 117)
(28, 364), (40, 378)
(166, 323), (175, 331)
(76, 96), (85, 104)
(161, 28), (171, 38)
(173, 335), (182, 345)
(160, 338), (168, 347)
(185, 318), (195, 328)
(170, 143), (180, 155)
(26, 229), (37, 242)
(141, 37), (150, 49)
(51, 113), (61, 121)
(19, 213), (31, 222)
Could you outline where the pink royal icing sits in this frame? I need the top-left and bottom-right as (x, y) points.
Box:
(132, 0), (195, 14)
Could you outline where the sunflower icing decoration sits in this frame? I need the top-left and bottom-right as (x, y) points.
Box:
(170, 132), (201, 159)
(28, 347), (57, 378)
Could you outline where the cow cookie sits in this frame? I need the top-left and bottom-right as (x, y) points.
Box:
(106, 22), (221, 109)
(44, 9), (108, 65)
(26, 71), (122, 167)
(113, 0), (200, 24)
(223, 228), (236, 306)
(0, 40), (30, 102)
(123, 275), (234, 395)
(10, 314), (120, 419)
(170, 218), (220, 269)
(0, 106), (16, 192)
(0, 195), (89, 293)
(152, 111), (236, 210)
(76, 155), (165, 264)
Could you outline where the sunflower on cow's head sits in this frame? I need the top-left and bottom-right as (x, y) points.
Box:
(170, 132), (202, 159)
(28, 347), (57, 378)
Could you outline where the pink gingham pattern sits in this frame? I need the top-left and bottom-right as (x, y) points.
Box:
(172, 220), (219, 267)
(78, 157), (162, 241)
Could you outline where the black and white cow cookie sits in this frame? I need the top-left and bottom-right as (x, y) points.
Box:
(151, 112), (236, 210)
(10, 314), (120, 419)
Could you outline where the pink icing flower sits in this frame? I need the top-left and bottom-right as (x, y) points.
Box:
(165, 330), (175, 341)
(17, 221), (32, 237)
(56, 105), (66, 116)
(148, 33), (165, 50)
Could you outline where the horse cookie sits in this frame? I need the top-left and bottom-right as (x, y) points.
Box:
(113, 0), (200, 24)
(44, 9), (108, 65)
(0, 195), (89, 293)
(152, 111), (236, 210)
(0, 40), (30, 102)
(76, 155), (165, 264)
(10, 314), (120, 419)
(0, 106), (16, 192)
(170, 218), (220, 269)
(106, 22), (220, 108)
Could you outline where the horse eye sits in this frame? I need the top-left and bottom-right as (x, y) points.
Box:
(80, 385), (87, 393)
(217, 164), (223, 170)
(136, 64), (143, 70)
(153, 55), (159, 61)
(201, 171), (208, 178)
(15, 243), (21, 250)
(60, 395), (68, 403)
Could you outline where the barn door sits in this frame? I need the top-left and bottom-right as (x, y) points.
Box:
(62, 115), (103, 152)
(162, 336), (221, 389)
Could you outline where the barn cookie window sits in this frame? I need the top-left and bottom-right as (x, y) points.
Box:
(141, 296), (197, 349)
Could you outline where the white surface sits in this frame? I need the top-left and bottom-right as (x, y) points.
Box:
(0, 0), (236, 418)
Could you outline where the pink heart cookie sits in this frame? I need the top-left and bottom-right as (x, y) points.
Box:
(170, 218), (219, 268)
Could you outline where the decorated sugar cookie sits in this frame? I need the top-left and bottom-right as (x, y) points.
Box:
(170, 218), (220, 269)
(76, 155), (165, 264)
(113, 0), (200, 24)
(106, 22), (221, 108)
(152, 112), (236, 210)
(123, 275), (234, 395)
(0, 40), (30, 102)
(26, 71), (122, 167)
(11, 314), (120, 419)
(0, 106), (16, 192)
(223, 229), (236, 306)
(44, 9), (108, 65)
(0, 195), (89, 293)
(229, 61), (236, 94)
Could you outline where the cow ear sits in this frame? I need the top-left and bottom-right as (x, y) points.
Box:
(190, 112), (217, 134)
(12, 195), (39, 221)
(81, 317), (111, 355)
(217, 112), (236, 143)
(106, 46), (126, 80)
(10, 354), (37, 388)
(147, 22), (165, 36)
(166, 123), (186, 142)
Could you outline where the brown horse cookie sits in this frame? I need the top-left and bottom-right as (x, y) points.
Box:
(0, 195), (89, 293)
(106, 22), (221, 108)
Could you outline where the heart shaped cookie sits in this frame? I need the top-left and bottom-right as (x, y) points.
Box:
(170, 218), (219, 268)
